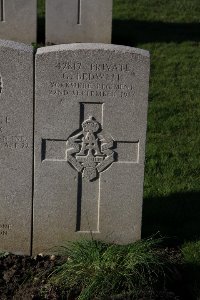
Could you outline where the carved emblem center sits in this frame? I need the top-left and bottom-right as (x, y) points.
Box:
(66, 116), (115, 181)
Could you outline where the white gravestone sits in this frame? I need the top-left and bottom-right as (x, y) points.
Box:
(46, 0), (113, 44)
(0, 40), (33, 255)
(33, 44), (150, 254)
(0, 0), (37, 44)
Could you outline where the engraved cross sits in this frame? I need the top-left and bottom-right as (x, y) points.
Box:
(77, 0), (82, 24)
(42, 102), (139, 234)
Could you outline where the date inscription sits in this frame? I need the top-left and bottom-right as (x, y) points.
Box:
(49, 61), (136, 99)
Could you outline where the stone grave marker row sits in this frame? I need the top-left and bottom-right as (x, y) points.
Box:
(46, 0), (113, 44)
(0, 40), (150, 255)
(0, 0), (113, 44)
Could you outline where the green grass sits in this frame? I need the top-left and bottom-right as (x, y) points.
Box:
(113, 0), (200, 23)
(145, 42), (200, 196)
(112, 1), (200, 297)
(182, 241), (200, 299)
(183, 241), (200, 267)
(142, 41), (200, 241)
(112, 0), (200, 242)
(0, 251), (9, 258)
(48, 238), (178, 300)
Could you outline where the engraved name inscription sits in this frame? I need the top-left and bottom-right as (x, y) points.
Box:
(49, 61), (136, 99)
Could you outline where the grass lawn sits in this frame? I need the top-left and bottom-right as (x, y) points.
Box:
(112, 0), (200, 242)
(113, 1), (200, 298)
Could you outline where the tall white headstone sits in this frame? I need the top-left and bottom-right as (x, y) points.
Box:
(33, 44), (150, 254)
(46, 0), (113, 44)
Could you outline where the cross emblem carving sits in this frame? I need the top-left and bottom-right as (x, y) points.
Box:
(67, 116), (115, 181)
(42, 102), (139, 233)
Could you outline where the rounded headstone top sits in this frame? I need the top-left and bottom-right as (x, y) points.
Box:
(0, 39), (34, 53)
(36, 43), (150, 57)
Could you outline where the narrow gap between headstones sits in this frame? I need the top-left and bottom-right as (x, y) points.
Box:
(30, 51), (36, 256)
(37, 0), (45, 44)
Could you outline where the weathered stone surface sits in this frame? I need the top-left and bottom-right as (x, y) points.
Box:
(0, 40), (33, 255)
(46, 0), (113, 44)
(0, 0), (37, 44)
(33, 44), (150, 254)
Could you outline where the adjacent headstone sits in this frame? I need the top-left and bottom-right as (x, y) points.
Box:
(0, 40), (33, 255)
(33, 44), (150, 254)
(46, 0), (113, 44)
(0, 0), (37, 44)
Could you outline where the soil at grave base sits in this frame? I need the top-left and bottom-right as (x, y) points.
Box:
(0, 254), (76, 300)
(0, 249), (187, 300)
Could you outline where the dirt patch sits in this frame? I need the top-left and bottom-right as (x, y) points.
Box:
(0, 249), (186, 300)
(0, 253), (77, 299)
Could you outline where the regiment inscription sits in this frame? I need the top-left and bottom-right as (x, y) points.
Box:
(50, 61), (135, 99)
